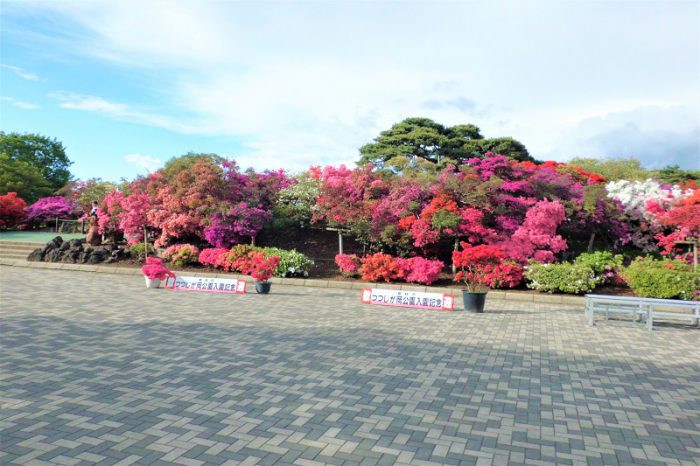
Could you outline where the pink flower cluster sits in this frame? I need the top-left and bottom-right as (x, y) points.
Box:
(336, 253), (444, 285)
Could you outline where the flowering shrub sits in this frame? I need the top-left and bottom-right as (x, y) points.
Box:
(606, 179), (692, 251)
(356, 253), (444, 284)
(505, 200), (568, 263)
(452, 243), (509, 292)
(396, 257), (444, 285)
(525, 263), (596, 294)
(573, 251), (623, 285)
(224, 244), (260, 274)
(262, 247), (314, 277)
(480, 262), (524, 289)
(622, 257), (700, 300)
(198, 248), (231, 269)
(25, 196), (77, 224)
(204, 202), (271, 248)
(162, 244), (200, 267)
(335, 253), (361, 275)
(359, 253), (403, 282)
(141, 257), (175, 280)
(247, 251), (281, 282)
(0, 192), (26, 228)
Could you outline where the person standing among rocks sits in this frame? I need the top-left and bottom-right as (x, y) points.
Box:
(86, 201), (101, 246)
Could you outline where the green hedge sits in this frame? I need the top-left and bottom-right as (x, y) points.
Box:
(525, 262), (597, 294)
(623, 257), (700, 300)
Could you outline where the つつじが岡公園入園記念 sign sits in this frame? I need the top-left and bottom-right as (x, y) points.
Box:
(165, 276), (246, 294)
(361, 288), (454, 311)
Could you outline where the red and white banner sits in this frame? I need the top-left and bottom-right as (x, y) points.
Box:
(165, 275), (246, 294)
(361, 288), (454, 311)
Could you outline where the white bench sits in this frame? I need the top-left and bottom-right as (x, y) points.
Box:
(585, 294), (700, 331)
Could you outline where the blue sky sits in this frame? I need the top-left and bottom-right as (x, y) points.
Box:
(1, 1), (698, 182)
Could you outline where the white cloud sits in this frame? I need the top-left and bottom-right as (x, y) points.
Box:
(9, 1), (699, 169)
(544, 104), (700, 169)
(0, 64), (39, 81)
(0, 96), (39, 109)
(124, 153), (163, 173)
(49, 91), (208, 134)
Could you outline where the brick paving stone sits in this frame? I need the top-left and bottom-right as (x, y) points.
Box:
(1, 266), (699, 465)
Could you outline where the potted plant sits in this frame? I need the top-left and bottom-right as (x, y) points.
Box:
(141, 257), (174, 288)
(247, 252), (281, 294)
(452, 242), (507, 312)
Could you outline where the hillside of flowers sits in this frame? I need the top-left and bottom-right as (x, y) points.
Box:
(1, 153), (698, 298)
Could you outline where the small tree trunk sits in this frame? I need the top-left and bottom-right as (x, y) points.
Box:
(452, 236), (458, 274)
(587, 232), (596, 253)
(251, 236), (256, 246)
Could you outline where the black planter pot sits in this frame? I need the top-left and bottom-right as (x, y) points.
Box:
(255, 281), (272, 294)
(462, 291), (487, 313)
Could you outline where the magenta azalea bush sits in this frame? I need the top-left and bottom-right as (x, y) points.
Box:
(25, 196), (77, 224)
(162, 244), (200, 267)
(141, 257), (175, 280)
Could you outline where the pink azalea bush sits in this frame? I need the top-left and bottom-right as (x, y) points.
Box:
(335, 253), (360, 275)
(162, 244), (200, 267)
(198, 248), (230, 269)
(141, 257), (175, 280)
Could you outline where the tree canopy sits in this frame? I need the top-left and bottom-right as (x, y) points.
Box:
(0, 132), (72, 201)
(358, 117), (533, 169)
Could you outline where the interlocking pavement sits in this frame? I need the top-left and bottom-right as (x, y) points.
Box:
(1, 266), (699, 465)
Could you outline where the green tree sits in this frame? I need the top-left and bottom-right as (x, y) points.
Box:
(461, 137), (531, 162)
(358, 117), (533, 170)
(0, 153), (53, 203)
(567, 157), (649, 181)
(0, 132), (72, 195)
(358, 118), (450, 168)
(654, 165), (700, 185)
(161, 152), (223, 181)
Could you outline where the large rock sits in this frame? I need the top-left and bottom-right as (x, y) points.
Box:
(30, 235), (126, 265)
(27, 248), (44, 262)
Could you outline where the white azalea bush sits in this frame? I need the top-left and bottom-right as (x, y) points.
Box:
(606, 179), (692, 251)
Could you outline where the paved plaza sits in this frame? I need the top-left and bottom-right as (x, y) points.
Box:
(1, 266), (699, 466)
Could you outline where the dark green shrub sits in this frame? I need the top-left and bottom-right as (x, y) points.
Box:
(128, 242), (155, 261)
(525, 262), (596, 294)
(623, 257), (700, 300)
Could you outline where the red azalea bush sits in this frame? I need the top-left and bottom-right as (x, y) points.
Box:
(162, 244), (200, 267)
(480, 262), (524, 289)
(357, 253), (444, 284)
(247, 251), (281, 282)
(335, 253), (360, 275)
(225, 245), (260, 274)
(0, 192), (27, 228)
(452, 242), (518, 291)
(141, 257), (175, 280)
(359, 253), (404, 282)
